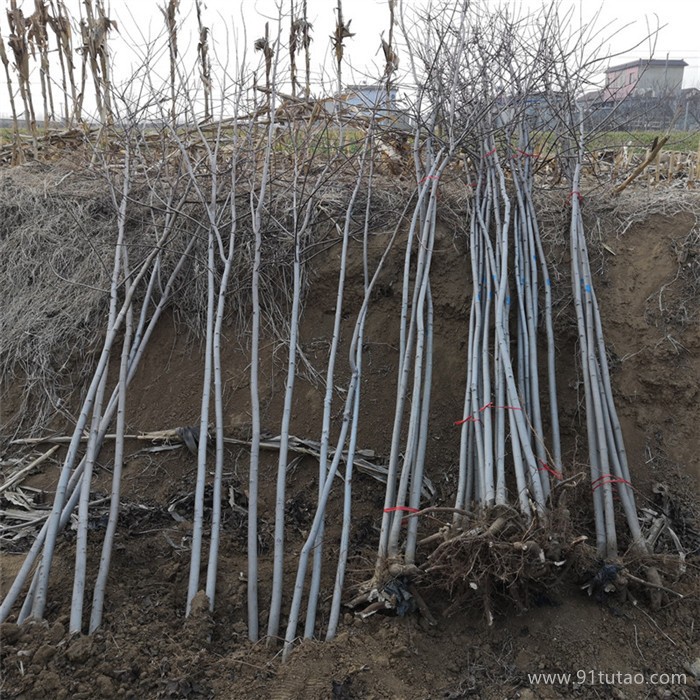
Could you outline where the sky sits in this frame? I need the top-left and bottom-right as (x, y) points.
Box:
(1, 0), (699, 120)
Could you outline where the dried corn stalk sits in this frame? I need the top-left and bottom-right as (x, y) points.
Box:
(80, 0), (116, 125)
(254, 22), (274, 94)
(195, 0), (211, 122)
(382, 0), (398, 108)
(27, 0), (55, 132)
(47, 0), (78, 125)
(289, 1), (313, 100)
(331, 0), (354, 145)
(161, 0), (180, 126)
(7, 1), (38, 152)
(0, 33), (22, 163)
(331, 0), (354, 83)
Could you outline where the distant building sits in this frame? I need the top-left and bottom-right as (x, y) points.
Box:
(332, 82), (412, 130)
(342, 83), (398, 113)
(579, 58), (695, 131)
(494, 91), (567, 131)
(602, 58), (687, 102)
(577, 89), (602, 110)
(680, 87), (700, 130)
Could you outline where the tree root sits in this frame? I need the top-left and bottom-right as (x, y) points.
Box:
(346, 507), (687, 626)
(347, 508), (581, 623)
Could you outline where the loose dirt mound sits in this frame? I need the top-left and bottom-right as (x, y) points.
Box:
(2, 204), (700, 699)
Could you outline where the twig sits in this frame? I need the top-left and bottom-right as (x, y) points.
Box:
(612, 136), (670, 194)
(626, 571), (684, 599)
(0, 446), (60, 494)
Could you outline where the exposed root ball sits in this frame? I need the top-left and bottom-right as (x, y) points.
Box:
(422, 508), (583, 618)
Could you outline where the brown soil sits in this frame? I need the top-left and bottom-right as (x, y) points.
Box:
(1, 207), (699, 699)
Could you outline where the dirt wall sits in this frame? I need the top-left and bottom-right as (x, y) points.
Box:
(1, 208), (699, 699)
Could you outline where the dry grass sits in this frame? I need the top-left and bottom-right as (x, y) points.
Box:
(0, 167), (115, 434)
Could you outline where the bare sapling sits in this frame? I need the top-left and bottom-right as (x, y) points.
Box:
(300, 131), (373, 640)
(163, 78), (245, 615)
(283, 155), (411, 658)
(205, 93), (246, 613)
(69, 145), (132, 633)
(248, 15), (282, 641)
(267, 151), (328, 642)
(185, 194), (216, 616)
(385, 173), (442, 563)
(88, 252), (133, 633)
(325, 153), (390, 640)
